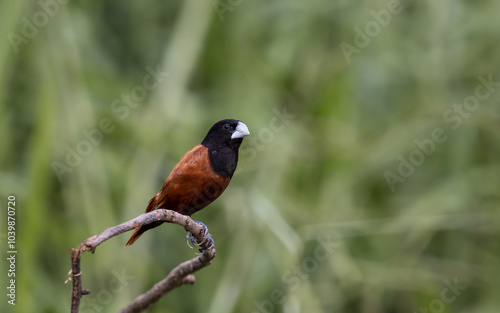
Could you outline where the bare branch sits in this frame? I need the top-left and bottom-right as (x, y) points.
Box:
(69, 209), (216, 313)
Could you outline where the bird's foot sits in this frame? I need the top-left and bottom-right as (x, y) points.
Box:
(186, 221), (214, 254)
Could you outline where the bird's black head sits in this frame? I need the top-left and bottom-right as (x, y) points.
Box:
(201, 119), (250, 177)
(201, 119), (250, 149)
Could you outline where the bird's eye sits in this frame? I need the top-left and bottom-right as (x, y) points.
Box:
(223, 123), (230, 130)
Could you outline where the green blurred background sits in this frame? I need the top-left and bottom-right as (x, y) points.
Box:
(1, 0), (499, 312)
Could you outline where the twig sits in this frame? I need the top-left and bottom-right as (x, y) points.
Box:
(69, 209), (216, 313)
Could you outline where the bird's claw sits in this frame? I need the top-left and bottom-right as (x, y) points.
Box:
(186, 221), (214, 254)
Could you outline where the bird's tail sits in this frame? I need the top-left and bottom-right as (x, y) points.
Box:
(125, 228), (142, 246)
(125, 221), (164, 246)
(125, 191), (163, 246)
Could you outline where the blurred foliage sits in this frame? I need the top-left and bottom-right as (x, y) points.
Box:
(1, 0), (499, 312)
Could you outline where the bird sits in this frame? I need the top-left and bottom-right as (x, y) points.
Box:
(125, 119), (250, 247)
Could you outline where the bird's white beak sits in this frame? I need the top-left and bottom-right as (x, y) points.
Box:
(231, 121), (250, 139)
